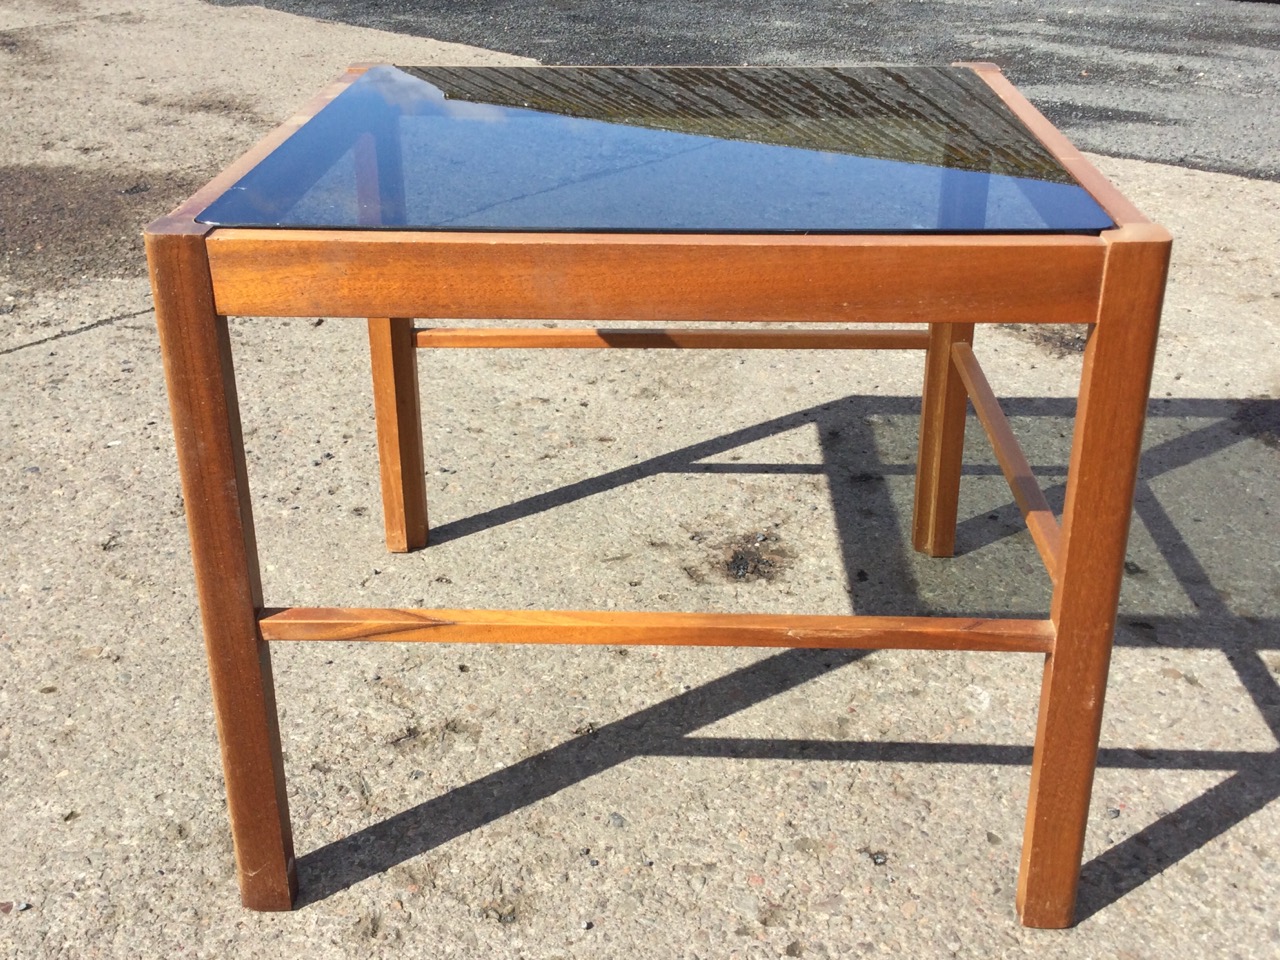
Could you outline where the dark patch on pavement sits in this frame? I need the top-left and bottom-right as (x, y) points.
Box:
(1039, 102), (1178, 128)
(719, 530), (791, 583)
(1232, 397), (1280, 449)
(137, 90), (268, 122)
(0, 30), (53, 65)
(1006, 323), (1090, 357)
(0, 165), (203, 291)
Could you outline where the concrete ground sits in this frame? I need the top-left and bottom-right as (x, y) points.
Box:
(1, 1), (1278, 957)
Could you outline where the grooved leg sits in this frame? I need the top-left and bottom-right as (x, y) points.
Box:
(369, 317), (427, 552)
(1017, 228), (1170, 928)
(912, 322), (974, 556)
(147, 229), (296, 910)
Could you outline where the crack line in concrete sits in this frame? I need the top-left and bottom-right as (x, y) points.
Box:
(0, 307), (152, 358)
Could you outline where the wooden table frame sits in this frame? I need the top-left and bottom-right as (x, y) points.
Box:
(145, 63), (1170, 927)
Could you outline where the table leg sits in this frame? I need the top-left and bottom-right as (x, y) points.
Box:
(912, 322), (974, 556)
(1016, 227), (1170, 927)
(148, 229), (297, 910)
(369, 316), (428, 551)
(353, 121), (425, 552)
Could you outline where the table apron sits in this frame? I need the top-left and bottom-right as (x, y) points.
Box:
(205, 230), (1106, 324)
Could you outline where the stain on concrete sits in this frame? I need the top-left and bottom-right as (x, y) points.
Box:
(1232, 397), (1280, 449)
(719, 530), (791, 583)
(0, 164), (203, 290)
(0, 29), (52, 65)
(139, 90), (267, 122)
(1007, 323), (1089, 357)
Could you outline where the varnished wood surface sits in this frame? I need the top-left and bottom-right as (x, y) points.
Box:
(368, 317), (428, 551)
(911, 322), (974, 557)
(147, 231), (296, 910)
(258, 606), (1056, 653)
(414, 327), (931, 350)
(205, 230), (1107, 324)
(951, 341), (1062, 581)
(1016, 223), (1171, 928)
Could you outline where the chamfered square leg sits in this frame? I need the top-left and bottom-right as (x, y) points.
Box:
(1016, 226), (1171, 928)
(368, 316), (428, 552)
(148, 227), (297, 911)
(912, 322), (974, 557)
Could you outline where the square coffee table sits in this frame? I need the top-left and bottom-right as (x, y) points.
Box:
(145, 63), (1170, 927)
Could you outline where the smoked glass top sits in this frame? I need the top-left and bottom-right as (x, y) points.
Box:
(196, 65), (1113, 234)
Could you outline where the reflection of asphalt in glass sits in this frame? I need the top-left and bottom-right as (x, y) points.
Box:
(430, 139), (719, 228)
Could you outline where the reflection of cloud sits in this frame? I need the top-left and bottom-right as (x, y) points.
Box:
(440, 99), (508, 123)
(367, 65), (507, 123)
(364, 65), (444, 111)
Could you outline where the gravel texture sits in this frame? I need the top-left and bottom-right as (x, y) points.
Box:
(206, 0), (1280, 181)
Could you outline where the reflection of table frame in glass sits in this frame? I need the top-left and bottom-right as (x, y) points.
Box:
(145, 63), (1170, 927)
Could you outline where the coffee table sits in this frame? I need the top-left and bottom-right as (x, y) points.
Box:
(145, 63), (1170, 927)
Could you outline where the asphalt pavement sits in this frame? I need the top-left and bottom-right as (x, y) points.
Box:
(209, 0), (1280, 180)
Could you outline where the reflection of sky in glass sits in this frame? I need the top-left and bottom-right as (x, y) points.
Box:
(197, 65), (1113, 234)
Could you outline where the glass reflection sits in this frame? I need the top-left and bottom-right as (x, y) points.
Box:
(197, 65), (1113, 234)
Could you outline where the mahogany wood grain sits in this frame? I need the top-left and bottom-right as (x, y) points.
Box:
(1016, 223), (1171, 928)
(912, 322), (974, 557)
(146, 226), (296, 911)
(414, 327), (931, 350)
(368, 318), (428, 552)
(204, 230), (1106, 325)
(258, 607), (1056, 653)
(951, 341), (1062, 581)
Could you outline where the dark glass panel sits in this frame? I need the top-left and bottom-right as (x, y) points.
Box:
(197, 65), (1113, 234)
